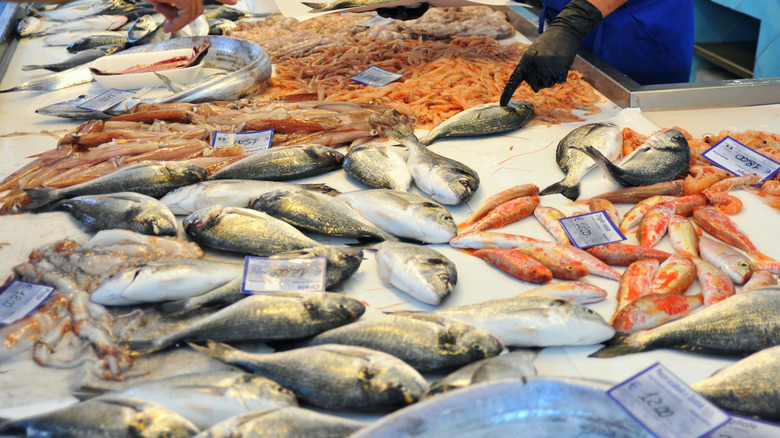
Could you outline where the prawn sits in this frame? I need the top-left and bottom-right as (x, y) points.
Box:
(703, 173), (762, 214)
(683, 166), (731, 196)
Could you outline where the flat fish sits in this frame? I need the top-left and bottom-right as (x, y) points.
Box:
(375, 241), (457, 305)
(418, 100), (535, 146)
(343, 142), (411, 191)
(209, 144), (344, 181)
(539, 122), (622, 200)
(574, 128), (690, 187)
(424, 350), (537, 398)
(195, 407), (366, 437)
(54, 192), (178, 236)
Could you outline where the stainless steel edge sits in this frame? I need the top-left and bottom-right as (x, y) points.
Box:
(0, 2), (22, 83)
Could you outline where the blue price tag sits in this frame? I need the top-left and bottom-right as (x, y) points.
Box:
(211, 129), (274, 153)
(0, 280), (55, 325)
(351, 66), (404, 87)
(704, 414), (780, 438)
(701, 136), (780, 180)
(559, 211), (625, 249)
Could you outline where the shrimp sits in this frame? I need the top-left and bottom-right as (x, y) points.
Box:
(683, 166), (731, 195)
(759, 180), (780, 196)
(704, 173), (762, 214)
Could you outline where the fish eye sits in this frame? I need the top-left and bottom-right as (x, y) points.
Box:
(738, 261), (751, 270)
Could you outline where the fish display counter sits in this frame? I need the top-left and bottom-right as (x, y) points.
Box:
(0, 2), (779, 436)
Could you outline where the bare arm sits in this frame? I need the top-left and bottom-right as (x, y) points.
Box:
(587, 0), (629, 17)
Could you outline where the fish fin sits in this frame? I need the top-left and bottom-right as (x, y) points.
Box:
(573, 145), (627, 181)
(20, 187), (61, 211)
(750, 252), (777, 263)
(154, 72), (185, 93)
(587, 332), (643, 358)
(539, 180), (580, 201)
(21, 65), (43, 71)
(383, 309), (424, 315)
(70, 385), (110, 401)
(302, 2), (328, 12)
(300, 183), (340, 196)
(187, 339), (237, 360)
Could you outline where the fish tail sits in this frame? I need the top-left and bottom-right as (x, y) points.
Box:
(302, 2), (328, 12)
(187, 340), (237, 361)
(750, 251), (777, 263)
(301, 183), (340, 196)
(70, 384), (111, 401)
(382, 123), (416, 143)
(156, 298), (195, 317)
(124, 338), (163, 356)
(576, 145), (625, 180)
(21, 187), (62, 210)
(587, 332), (645, 358)
(21, 65), (43, 71)
(539, 180), (581, 201)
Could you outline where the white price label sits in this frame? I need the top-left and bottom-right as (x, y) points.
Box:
(559, 211), (625, 249)
(351, 66), (404, 87)
(701, 136), (780, 180)
(608, 362), (730, 438)
(705, 415), (780, 438)
(358, 15), (396, 27)
(211, 129), (273, 153)
(242, 256), (327, 293)
(0, 280), (55, 325)
(76, 88), (135, 112)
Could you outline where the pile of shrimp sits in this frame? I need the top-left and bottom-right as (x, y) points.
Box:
(262, 36), (602, 129)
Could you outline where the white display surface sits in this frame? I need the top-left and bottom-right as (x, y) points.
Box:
(1, 21), (779, 426)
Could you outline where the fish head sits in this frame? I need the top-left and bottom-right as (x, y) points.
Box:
(127, 401), (200, 437)
(183, 205), (225, 235)
(445, 322), (505, 360)
(557, 300), (615, 344)
(126, 14), (160, 44)
(134, 204), (178, 237)
(89, 267), (144, 305)
(236, 374), (298, 406)
(365, 357), (428, 405)
(303, 144), (345, 166)
(315, 293), (366, 321)
(412, 202), (457, 242)
(416, 257), (457, 303)
(506, 100), (535, 120)
(166, 162), (209, 183)
(648, 129), (690, 152)
(721, 254), (754, 284)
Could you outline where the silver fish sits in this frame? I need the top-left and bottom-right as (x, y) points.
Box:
(539, 122), (623, 200)
(337, 189), (457, 243)
(183, 206), (319, 256)
(89, 259), (245, 305)
(89, 371), (298, 429)
(66, 32), (127, 52)
(126, 13), (168, 46)
(17, 15), (56, 37)
(690, 343), (780, 422)
(433, 295), (615, 348)
(208, 18), (238, 36)
(351, 377), (652, 437)
(210, 145), (344, 181)
(375, 241), (457, 305)
(23, 161), (208, 210)
(418, 100), (535, 146)
(0, 395), (199, 437)
(591, 287), (780, 358)
(33, 1), (113, 21)
(385, 124), (480, 205)
(303, 0), (397, 13)
(129, 292), (365, 353)
(202, 6), (247, 22)
(424, 350), (537, 398)
(194, 406), (366, 438)
(699, 235), (753, 284)
(160, 179), (337, 215)
(0, 65), (94, 94)
(343, 142), (412, 191)
(190, 341), (428, 410)
(22, 42), (124, 72)
(250, 188), (396, 242)
(54, 192), (178, 236)
(304, 313), (503, 372)
(574, 128), (690, 187)
(32, 14), (128, 36)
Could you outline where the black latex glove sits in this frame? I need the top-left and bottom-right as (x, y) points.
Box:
(376, 2), (430, 21)
(500, 0), (602, 105)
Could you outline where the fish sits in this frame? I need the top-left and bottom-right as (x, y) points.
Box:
(207, 17), (238, 36)
(737, 270), (777, 294)
(129, 292), (365, 354)
(458, 184), (540, 231)
(302, 313), (504, 372)
(754, 260), (780, 275)
(618, 195), (676, 233)
(384, 124), (479, 205)
(337, 189), (457, 243)
(512, 245), (590, 280)
(202, 6), (249, 22)
(54, 192), (178, 236)
(417, 100), (535, 146)
(32, 14), (129, 36)
(573, 128), (690, 187)
(0, 65), (95, 94)
(23, 161), (208, 210)
(67, 32), (127, 52)
(471, 248), (553, 284)
(126, 13), (168, 46)
(539, 122), (623, 200)
(665, 194), (707, 216)
(209, 144), (344, 181)
(590, 287), (780, 358)
(189, 341), (428, 410)
(518, 281), (607, 304)
(611, 293), (704, 332)
(343, 142), (411, 191)
(613, 258), (660, 315)
(589, 179), (685, 203)
(644, 254), (695, 296)
(698, 235), (753, 284)
(194, 407), (366, 437)
(547, 241), (621, 281)
(0, 395), (199, 437)
(433, 295), (615, 347)
(585, 242), (671, 266)
(449, 231), (543, 250)
(636, 202), (675, 248)
(33, 1), (114, 21)
(352, 377), (653, 438)
(159, 179), (337, 215)
(424, 350), (537, 398)
(249, 188), (396, 242)
(269, 245), (365, 291)
(693, 206), (772, 262)
(691, 257), (735, 305)
(303, 0), (398, 13)
(467, 196), (539, 232)
(91, 40), (210, 75)
(533, 205), (570, 243)
(17, 15), (53, 37)
(375, 241), (457, 305)
(82, 371), (298, 429)
(588, 198), (620, 225)
(667, 215), (698, 256)
(690, 344), (780, 422)
(183, 206), (319, 256)
(89, 258), (244, 305)
(21, 43), (125, 72)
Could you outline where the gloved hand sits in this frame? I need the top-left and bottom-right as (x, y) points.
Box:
(500, 0), (602, 105)
(376, 2), (430, 20)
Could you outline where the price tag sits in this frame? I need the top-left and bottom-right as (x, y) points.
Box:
(701, 136), (780, 180)
(76, 88), (135, 112)
(242, 256), (327, 293)
(211, 129), (273, 153)
(0, 280), (55, 325)
(705, 414), (780, 438)
(351, 66), (404, 87)
(358, 15), (396, 26)
(608, 362), (730, 438)
(559, 211), (625, 249)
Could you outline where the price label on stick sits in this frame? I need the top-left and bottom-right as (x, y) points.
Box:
(608, 362), (730, 438)
(77, 88), (136, 112)
(0, 280), (55, 325)
(242, 256), (327, 294)
(701, 136), (780, 180)
(351, 66), (404, 87)
(559, 211), (625, 249)
(212, 129), (273, 153)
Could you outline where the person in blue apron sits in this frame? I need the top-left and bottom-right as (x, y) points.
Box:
(501, 0), (694, 105)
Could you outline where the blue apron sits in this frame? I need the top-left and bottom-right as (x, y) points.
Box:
(540, 0), (694, 85)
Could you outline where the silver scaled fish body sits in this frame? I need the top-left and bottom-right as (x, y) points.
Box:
(189, 341), (428, 410)
(183, 206), (319, 256)
(54, 191), (178, 236)
(699, 235), (753, 284)
(209, 144), (344, 181)
(22, 42), (125, 72)
(338, 189), (457, 243)
(66, 31), (127, 52)
(375, 241), (457, 305)
(126, 13), (169, 46)
(418, 100), (535, 146)
(194, 406), (366, 438)
(343, 142), (412, 191)
(574, 128), (690, 187)
(250, 188), (397, 242)
(424, 349), (538, 398)
(539, 122), (623, 200)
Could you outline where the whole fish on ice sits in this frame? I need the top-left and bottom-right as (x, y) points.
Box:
(418, 100), (535, 146)
(343, 142), (411, 191)
(375, 241), (457, 305)
(54, 192), (178, 236)
(209, 144), (344, 181)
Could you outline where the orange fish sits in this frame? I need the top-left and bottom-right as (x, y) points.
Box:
(519, 281), (607, 304)
(637, 203), (675, 248)
(664, 194), (706, 217)
(612, 293), (703, 332)
(449, 231), (544, 250)
(513, 245), (590, 280)
(753, 260), (780, 275)
(614, 258), (660, 316)
(645, 254), (696, 296)
(692, 206), (774, 262)
(458, 184), (539, 231)
(548, 242), (621, 281)
(589, 180), (684, 204)
(691, 257), (735, 305)
(533, 205), (570, 243)
(668, 215), (698, 256)
(472, 248), (553, 284)
(469, 196), (539, 232)
(737, 270), (778, 294)
(585, 242), (671, 266)
(588, 198), (620, 225)
(619, 195), (675, 233)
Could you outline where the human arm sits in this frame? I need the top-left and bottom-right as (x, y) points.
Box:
(146, 0), (239, 34)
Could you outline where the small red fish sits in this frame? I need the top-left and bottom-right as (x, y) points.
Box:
(588, 198), (620, 225)
(664, 194), (707, 217)
(737, 270), (778, 294)
(612, 293), (703, 332)
(637, 203), (675, 248)
(533, 205), (570, 243)
(614, 258), (660, 316)
(693, 206), (774, 262)
(472, 248), (553, 283)
(645, 254), (696, 296)
(585, 243), (671, 266)
(753, 260), (780, 275)
(619, 195), (675, 233)
(691, 257), (735, 305)
(448, 231), (544, 250)
(459, 184), (539, 231)
(519, 281), (607, 304)
(513, 245), (589, 280)
(589, 180), (684, 204)
(469, 196), (539, 232)
(668, 215), (698, 256)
